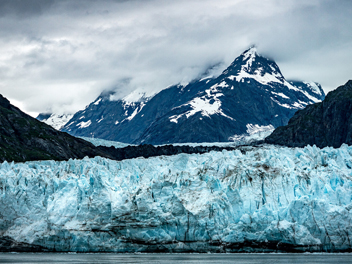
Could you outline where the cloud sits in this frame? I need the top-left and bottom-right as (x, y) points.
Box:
(0, 0), (351, 116)
(0, 0), (55, 17)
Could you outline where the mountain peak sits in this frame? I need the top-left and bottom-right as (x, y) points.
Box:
(0, 94), (10, 109)
(122, 91), (148, 103)
(240, 46), (259, 72)
(222, 47), (286, 87)
(241, 46), (258, 59)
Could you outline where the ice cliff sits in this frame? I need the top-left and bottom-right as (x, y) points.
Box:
(1, 145), (352, 252)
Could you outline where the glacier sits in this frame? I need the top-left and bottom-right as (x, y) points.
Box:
(78, 136), (136, 149)
(1, 144), (352, 252)
(80, 124), (273, 149)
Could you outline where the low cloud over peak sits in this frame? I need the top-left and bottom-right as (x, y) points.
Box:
(0, 0), (351, 116)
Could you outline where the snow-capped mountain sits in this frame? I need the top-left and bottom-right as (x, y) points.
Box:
(37, 113), (74, 130)
(59, 47), (325, 144)
(61, 91), (149, 139)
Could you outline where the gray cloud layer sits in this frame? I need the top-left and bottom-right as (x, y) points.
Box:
(0, 0), (351, 116)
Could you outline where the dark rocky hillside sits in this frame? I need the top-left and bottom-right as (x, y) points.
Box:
(265, 80), (352, 148)
(0, 94), (116, 162)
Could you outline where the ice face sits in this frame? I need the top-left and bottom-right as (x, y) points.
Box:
(1, 144), (352, 252)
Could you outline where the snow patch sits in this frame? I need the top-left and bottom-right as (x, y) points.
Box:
(200, 76), (213, 82)
(304, 82), (323, 95)
(230, 70), (300, 91)
(271, 98), (304, 109)
(271, 91), (289, 99)
(124, 102), (146, 122)
(93, 98), (102, 105)
(215, 81), (229, 88)
(242, 47), (257, 70)
(188, 97), (222, 117)
(126, 107), (139, 121)
(109, 90), (147, 103)
(301, 90), (322, 103)
(77, 120), (92, 129)
(40, 114), (74, 130)
(169, 83), (235, 123)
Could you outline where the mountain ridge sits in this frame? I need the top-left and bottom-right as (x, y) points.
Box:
(43, 47), (325, 144)
(0, 94), (117, 162)
(265, 80), (352, 148)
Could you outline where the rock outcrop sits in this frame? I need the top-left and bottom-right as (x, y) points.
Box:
(266, 80), (352, 148)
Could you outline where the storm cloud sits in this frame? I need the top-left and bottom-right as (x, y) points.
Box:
(0, 0), (351, 116)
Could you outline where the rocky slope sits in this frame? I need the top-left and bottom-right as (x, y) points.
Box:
(266, 80), (352, 148)
(58, 47), (325, 144)
(1, 144), (352, 252)
(0, 94), (117, 162)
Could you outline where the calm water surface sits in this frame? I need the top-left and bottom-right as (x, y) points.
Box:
(0, 253), (352, 264)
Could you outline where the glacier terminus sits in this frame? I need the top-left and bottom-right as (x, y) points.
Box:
(1, 144), (352, 252)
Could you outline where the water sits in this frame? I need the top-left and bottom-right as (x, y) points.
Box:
(0, 253), (352, 264)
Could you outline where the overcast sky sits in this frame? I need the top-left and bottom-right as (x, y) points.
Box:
(0, 0), (351, 116)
